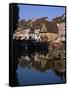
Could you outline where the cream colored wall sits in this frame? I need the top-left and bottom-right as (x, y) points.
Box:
(46, 33), (58, 41)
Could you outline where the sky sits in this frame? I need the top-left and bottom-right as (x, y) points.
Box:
(18, 4), (65, 21)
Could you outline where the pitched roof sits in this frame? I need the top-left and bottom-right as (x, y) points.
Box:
(17, 17), (58, 33)
(52, 14), (66, 23)
(46, 22), (58, 33)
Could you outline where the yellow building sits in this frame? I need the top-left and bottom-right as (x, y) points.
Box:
(46, 33), (58, 41)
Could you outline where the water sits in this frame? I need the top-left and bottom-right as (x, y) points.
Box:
(17, 67), (64, 86)
(16, 49), (65, 86)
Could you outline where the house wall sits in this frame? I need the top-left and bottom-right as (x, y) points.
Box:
(57, 22), (65, 41)
(46, 33), (58, 41)
(57, 22), (65, 36)
(15, 29), (30, 40)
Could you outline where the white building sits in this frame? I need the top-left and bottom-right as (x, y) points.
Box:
(15, 28), (30, 40)
(34, 29), (40, 41)
(57, 22), (65, 42)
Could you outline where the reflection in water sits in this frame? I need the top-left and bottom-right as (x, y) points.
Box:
(16, 50), (66, 86)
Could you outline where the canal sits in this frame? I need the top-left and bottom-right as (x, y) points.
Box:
(15, 41), (66, 86)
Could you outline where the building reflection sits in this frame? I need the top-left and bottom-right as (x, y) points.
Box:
(18, 51), (66, 82)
